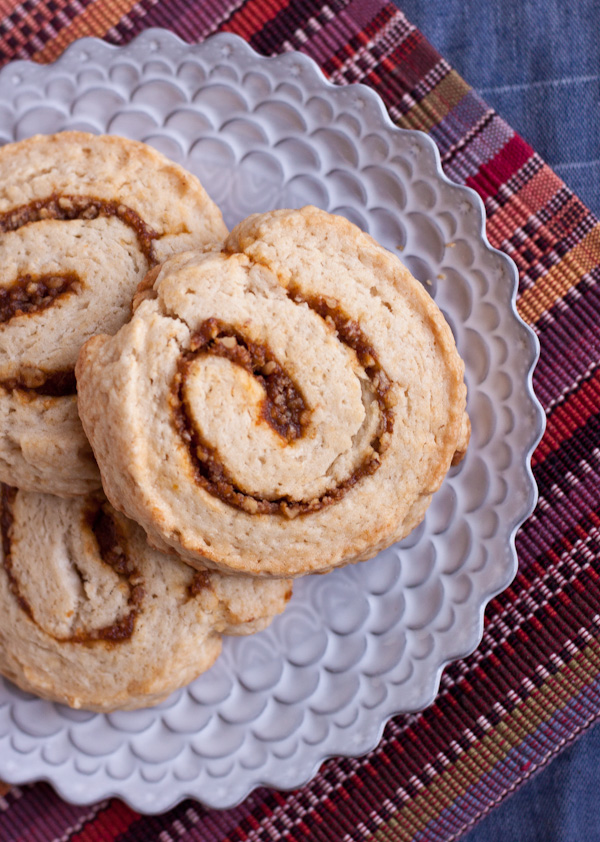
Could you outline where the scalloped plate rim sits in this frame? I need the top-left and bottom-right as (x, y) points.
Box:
(0, 28), (545, 812)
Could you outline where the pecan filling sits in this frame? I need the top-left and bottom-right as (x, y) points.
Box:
(0, 272), (81, 324)
(172, 299), (396, 518)
(0, 368), (76, 397)
(0, 194), (160, 397)
(188, 569), (212, 598)
(79, 502), (145, 643)
(0, 193), (159, 265)
(0, 485), (143, 644)
(180, 319), (308, 443)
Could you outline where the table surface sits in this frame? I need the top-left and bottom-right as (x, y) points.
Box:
(1, 1), (600, 840)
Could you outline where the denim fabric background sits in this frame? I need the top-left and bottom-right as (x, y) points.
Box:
(396, 0), (600, 216)
(394, 2), (600, 838)
(462, 726), (600, 842)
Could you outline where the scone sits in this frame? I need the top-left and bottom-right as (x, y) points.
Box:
(77, 206), (470, 578)
(0, 485), (292, 711)
(0, 132), (227, 497)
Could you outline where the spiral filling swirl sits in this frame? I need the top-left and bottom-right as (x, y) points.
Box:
(0, 271), (81, 324)
(0, 484), (144, 643)
(171, 294), (396, 518)
(0, 194), (160, 397)
(75, 206), (470, 576)
(0, 193), (159, 263)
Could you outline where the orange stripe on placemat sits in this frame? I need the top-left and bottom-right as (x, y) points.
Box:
(516, 163), (564, 218)
(32, 0), (138, 63)
(518, 224), (600, 324)
(221, 0), (292, 40)
(490, 193), (587, 259)
(0, 780), (11, 797)
(487, 183), (590, 282)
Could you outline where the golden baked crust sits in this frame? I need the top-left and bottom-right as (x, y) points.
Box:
(0, 486), (291, 711)
(77, 206), (469, 577)
(0, 131), (227, 496)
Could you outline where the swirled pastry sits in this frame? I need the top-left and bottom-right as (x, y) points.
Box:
(0, 132), (227, 497)
(0, 485), (291, 711)
(77, 207), (469, 578)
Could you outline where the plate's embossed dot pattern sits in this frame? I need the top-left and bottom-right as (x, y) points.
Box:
(0, 30), (544, 812)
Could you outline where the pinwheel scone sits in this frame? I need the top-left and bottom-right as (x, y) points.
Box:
(77, 207), (470, 579)
(0, 486), (291, 711)
(0, 132), (227, 497)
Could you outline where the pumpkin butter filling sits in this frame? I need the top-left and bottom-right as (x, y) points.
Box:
(0, 271), (81, 324)
(171, 297), (396, 518)
(0, 193), (160, 263)
(0, 484), (144, 644)
(0, 194), (161, 397)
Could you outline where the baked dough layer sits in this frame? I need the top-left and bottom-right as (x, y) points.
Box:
(0, 486), (291, 711)
(77, 206), (469, 577)
(0, 132), (227, 496)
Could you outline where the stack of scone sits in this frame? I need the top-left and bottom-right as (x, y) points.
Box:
(0, 132), (469, 712)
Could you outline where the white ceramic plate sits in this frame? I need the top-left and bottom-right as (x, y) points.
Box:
(0, 30), (544, 812)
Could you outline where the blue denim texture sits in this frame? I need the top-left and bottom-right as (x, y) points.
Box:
(395, 0), (600, 217)
(463, 722), (600, 842)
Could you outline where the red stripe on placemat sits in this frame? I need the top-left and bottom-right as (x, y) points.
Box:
(533, 368), (600, 467)
(385, 28), (440, 90)
(69, 799), (138, 841)
(221, 0), (291, 39)
(467, 134), (534, 201)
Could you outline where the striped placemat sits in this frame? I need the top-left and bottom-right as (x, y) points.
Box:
(1, 1), (600, 840)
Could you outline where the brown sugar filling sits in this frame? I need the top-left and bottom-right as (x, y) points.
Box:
(0, 485), (143, 644)
(0, 193), (161, 397)
(180, 318), (308, 443)
(0, 272), (81, 324)
(0, 368), (77, 397)
(0, 193), (160, 264)
(172, 299), (396, 518)
(77, 502), (145, 643)
(188, 569), (212, 598)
